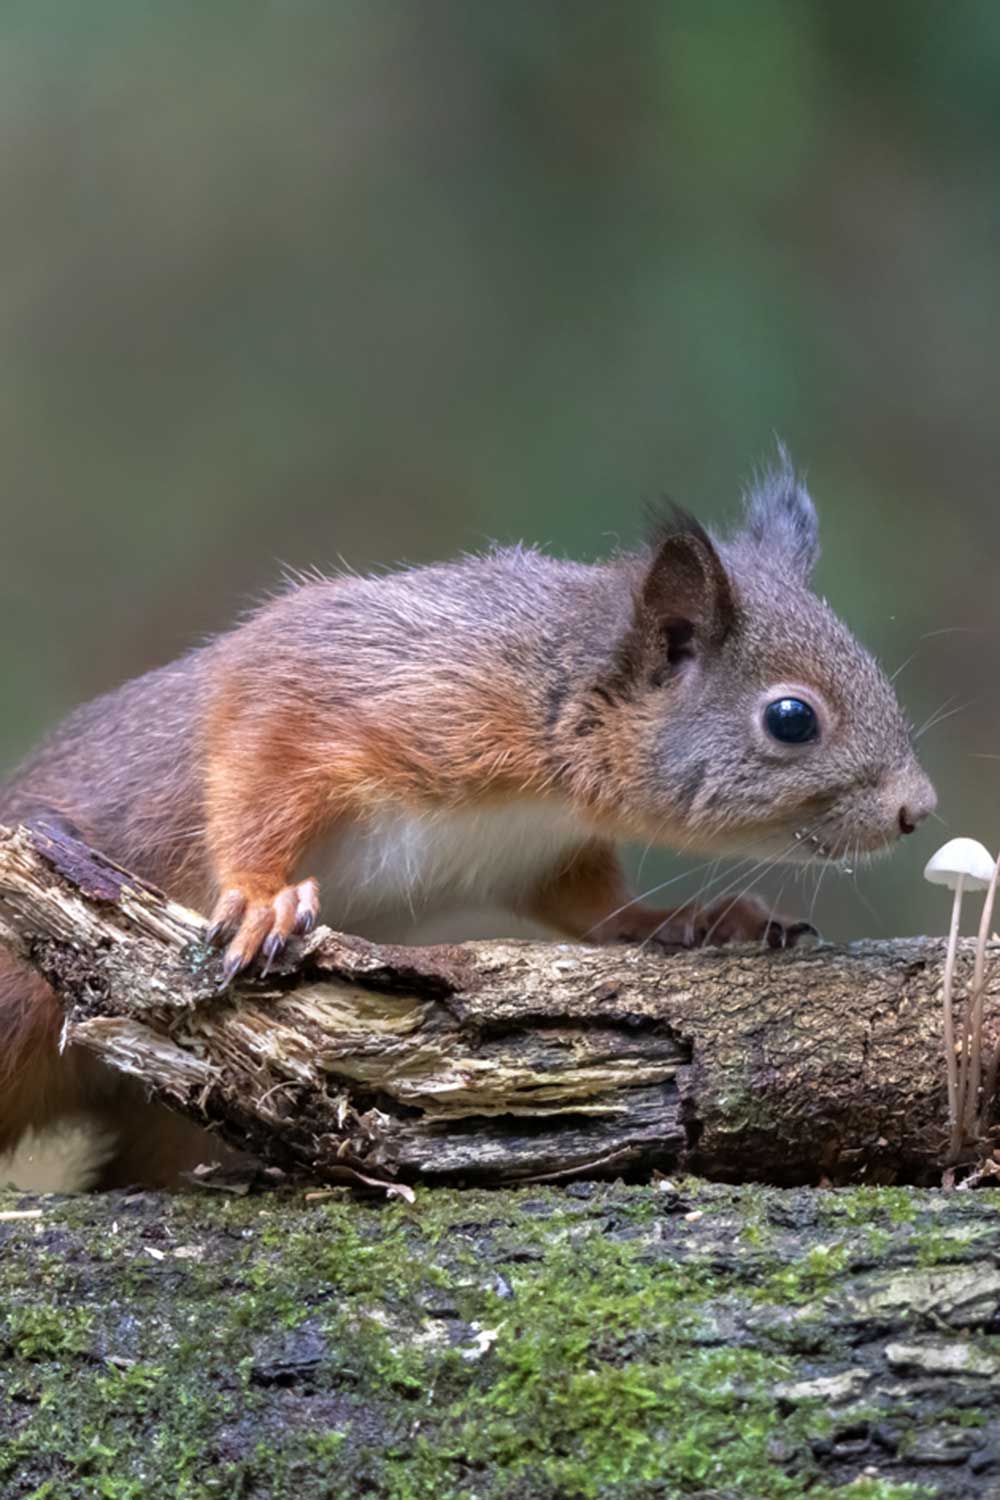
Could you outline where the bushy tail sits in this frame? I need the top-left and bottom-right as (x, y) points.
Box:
(0, 955), (90, 1151)
(0, 952), (248, 1189)
(0, 1116), (117, 1192)
(0, 957), (119, 1191)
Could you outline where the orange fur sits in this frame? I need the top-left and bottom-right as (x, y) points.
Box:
(0, 957), (79, 1151)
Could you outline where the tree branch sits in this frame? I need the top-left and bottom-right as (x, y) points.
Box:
(0, 822), (985, 1186)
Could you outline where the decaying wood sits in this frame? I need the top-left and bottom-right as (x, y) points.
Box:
(0, 821), (994, 1186)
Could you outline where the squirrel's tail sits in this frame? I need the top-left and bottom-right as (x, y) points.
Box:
(0, 956), (88, 1150)
(0, 951), (249, 1189)
(0, 956), (118, 1190)
(0, 1116), (118, 1191)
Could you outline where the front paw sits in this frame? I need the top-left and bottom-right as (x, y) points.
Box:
(689, 895), (818, 950)
(207, 878), (321, 987)
(616, 895), (817, 950)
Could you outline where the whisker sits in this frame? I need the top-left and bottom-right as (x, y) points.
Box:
(913, 694), (959, 740)
(675, 832), (822, 952)
(915, 698), (976, 742)
(763, 875), (790, 949)
(635, 837), (657, 883)
(808, 859), (827, 928)
(597, 811), (836, 946)
(666, 856), (764, 927)
(699, 842), (803, 947)
(584, 853), (739, 937)
(890, 650), (920, 685)
(638, 854), (770, 951)
(635, 813), (678, 884)
(918, 626), (980, 641)
(849, 872), (887, 935)
(691, 857), (723, 917)
(889, 626), (976, 686)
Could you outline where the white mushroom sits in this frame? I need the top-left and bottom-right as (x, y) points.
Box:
(924, 838), (997, 1133)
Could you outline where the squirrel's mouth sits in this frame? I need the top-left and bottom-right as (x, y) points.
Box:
(779, 830), (857, 871)
(710, 812), (902, 867)
(787, 821), (900, 867)
(640, 812), (903, 867)
(793, 828), (835, 859)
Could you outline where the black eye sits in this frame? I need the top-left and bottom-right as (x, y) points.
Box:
(764, 697), (819, 745)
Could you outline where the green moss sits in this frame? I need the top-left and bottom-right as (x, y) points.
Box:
(740, 1217), (773, 1249)
(819, 1187), (920, 1226)
(913, 1226), (975, 1267)
(838, 1486), (929, 1500)
(0, 1182), (956, 1499)
(815, 1184), (994, 1276)
(2, 1303), (93, 1361)
(754, 1241), (852, 1305)
(452, 1272), (804, 1495)
(932, 1405), (987, 1428)
(865, 1225), (892, 1257)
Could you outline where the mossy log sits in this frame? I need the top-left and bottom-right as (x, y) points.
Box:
(4, 1178), (1000, 1499)
(0, 821), (996, 1188)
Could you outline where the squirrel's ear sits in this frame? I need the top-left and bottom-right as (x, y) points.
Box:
(629, 508), (737, 669)
(742, 444), (819, 581)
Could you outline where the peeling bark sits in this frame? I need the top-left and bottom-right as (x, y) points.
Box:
(0, 821), (991, 1186)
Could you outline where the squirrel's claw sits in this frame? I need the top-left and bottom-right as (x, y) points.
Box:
(293, 879), (320, 935)
(217, 948), (249, 992)
(610, 896), (820, 951)
(768, 919), (820, 949)
(260, 931), (286, 977)
(691, 895), (817, 949)
(205, 888), (248, 947)
(208, 877), (322, 987)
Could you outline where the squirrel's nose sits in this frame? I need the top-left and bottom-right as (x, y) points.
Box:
(897, 776), (937, 835)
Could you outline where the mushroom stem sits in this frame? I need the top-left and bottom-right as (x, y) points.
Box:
(942, 875), (964, 1136)
(983, 1035), (1000, 1139)
(962, 852), (1000, 1140)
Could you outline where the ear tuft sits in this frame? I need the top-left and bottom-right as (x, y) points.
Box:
(743, 442), (819, 580)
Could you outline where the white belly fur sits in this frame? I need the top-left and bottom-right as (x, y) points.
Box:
(303, 799), (588, 939)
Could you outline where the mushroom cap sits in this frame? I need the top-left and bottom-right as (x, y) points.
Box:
(924, 838), (996, 892)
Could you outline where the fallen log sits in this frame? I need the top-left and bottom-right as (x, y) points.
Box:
(5, 1178), (1000, 1499)
(0, 821), (991, 1186)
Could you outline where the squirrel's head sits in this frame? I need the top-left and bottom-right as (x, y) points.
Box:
(593, 449), (936, 865)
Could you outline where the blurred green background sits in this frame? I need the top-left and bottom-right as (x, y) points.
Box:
(1, 0), (997, 940)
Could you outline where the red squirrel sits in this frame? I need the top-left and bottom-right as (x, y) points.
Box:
(0, 453), (935, 1186)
